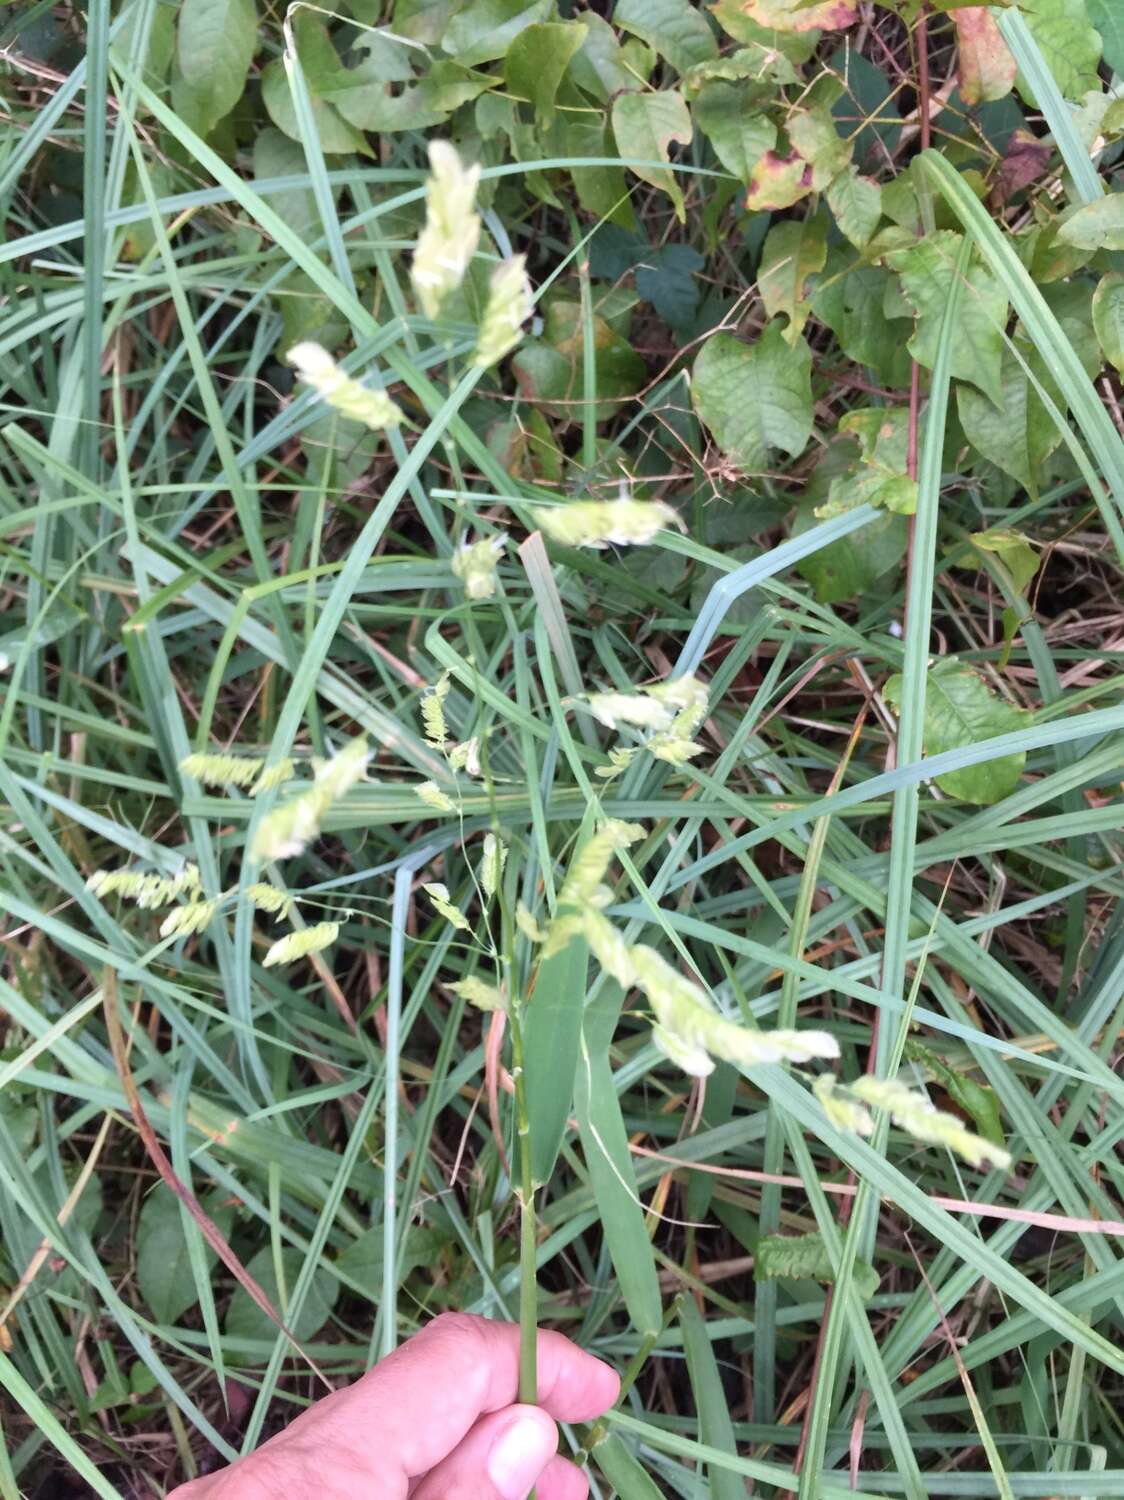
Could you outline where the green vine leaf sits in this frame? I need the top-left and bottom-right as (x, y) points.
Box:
(504, 22), (587, 126)
(758, 215), (828, 342)
(614, 0), (718, 73)
(1092, 273), (1124, 375)
(884, 661), (1027, 805)
(887, 230), (1008, 404)
(175, 0), (257, 138)
(611, 90), (693, 221)
(692, 323), (812, 472)
(825, 167), (882, 249)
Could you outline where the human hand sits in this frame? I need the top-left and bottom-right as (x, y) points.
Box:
(168, 1312), (620, 1500)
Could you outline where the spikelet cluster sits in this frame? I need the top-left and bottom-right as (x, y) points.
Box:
(252, 737), (369, 862)
(421, 673), (450, 748)
(246, 882), (294, 923)
(473, 257), (532, 368)
(416, 780), (456, 813)
(263, 921), (339, 968)
(530, 498), (680, 550)
(159, 898), (218, 940)
(449, 974), (505, 1011)
(411, 141), (481, 320)
(587, 673), (709, 771)
(480, 832), (506, 901)
(288, 343), (404, 429)
(180, 753), (295, 795)
(424, 881), (470, 931)
(849, 1076), (1012, 1170)
(87, 863), (200, 909)
(451, 534), (507, 600)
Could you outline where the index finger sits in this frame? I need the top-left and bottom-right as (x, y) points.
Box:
(294, 1314), (619, 1484)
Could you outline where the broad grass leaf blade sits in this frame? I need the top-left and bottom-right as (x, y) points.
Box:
(679, 1296), (744, 1500)
(595, 1432), (665, 1498)
(575, 983), (662, 1337)
(524, 928), (589, 1187)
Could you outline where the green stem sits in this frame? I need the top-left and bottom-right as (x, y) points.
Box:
(509, 1003), (538, 1408)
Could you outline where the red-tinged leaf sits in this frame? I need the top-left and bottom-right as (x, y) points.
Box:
(745, 150), (812, 211)
(953, 7), (1016, 104)
(992, 129), (1053, 207)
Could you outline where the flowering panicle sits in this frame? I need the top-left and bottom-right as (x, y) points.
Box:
(848, 1076), (1012, 1170)
(159, 898), (218, 940)
(480, 833), (506, 901)
(530, 498), (680, 550)
(410, 140), (481, 320)
(246, 882), (294, 923)
(448, 737), (481, 776)
(421, 673), (450, 748)
(449, 974), (505, 1011)
(415, 780), (456, 813)
(555, 819), (645, 913)
(630, 944), (840, 1078)
(252, 737), (369, 862)
(814, 1074), (875, 1136)
(423, 882), (470, 931)
(587, 673), (708, 771)
(287, 342), (404, 429)
(263, 921), (339, 968)
(516, 902), (546, 943)
(473, 257), (532, 368)
(180, 752), (294, 795)
(88, 863), (200, 910)
(451, 534), (507, 600)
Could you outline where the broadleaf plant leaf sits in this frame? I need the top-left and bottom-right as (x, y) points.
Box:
(692, 323), (812, 471)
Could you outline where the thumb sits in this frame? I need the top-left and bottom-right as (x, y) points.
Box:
(411, 1405), (557, 1500)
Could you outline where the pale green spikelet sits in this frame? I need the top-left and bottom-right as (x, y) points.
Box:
(557, 819), (646, 910)
(410, 140), (482, 320)
(449, 974), (506, 1011)
(252, 737), (368, 862)
(648, 735), (707, 767)
(312, 736), (370, 801)
(473, 256), (533, 368)
(421, 672), (451, 748)
(630, 944), (840, 1078)
(594, 746), (637, 780)
(529, 498), (680, 550)
(250, 759), (295, 795)
(246, 882), (295, 922)
(586, 693), (676, 731)
(814, 1074), (875, 1136)
(652, 1021), (715, 1078)
(288, 342), (405, 429)
(416, 780), (456, 813)
(448, 737), (481, 775)
(451, 534), (507, 600)
(576, 908), (636, 988)
(423, 882), (471, 931)
(87, 863), (201, 910)
(263, 920), (339, 968)
(480, 832), (506, 901)
(159, 898), (219, 940)
(849, 1076), (1012, 1170)
(516, 902), (546, 943)
(179, 752), (264, 789)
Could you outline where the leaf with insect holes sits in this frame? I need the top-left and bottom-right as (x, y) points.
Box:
(953, 8), (1016, 104)
(692, 83), (776, 181)
(175, 0), (257, 138)
(1093, 273), (1124, 375)
(1015, 0), (1102, 104)
(503, 22), (587, 126)
(884, 661), (1027, 805)
(1057, 196), (1124, 254)
(819, 408), (916, 518)
(788, 106), (851, 189)
(615, 0), (718, 73)
(793, 439), (908, 602)
(887, 231), (1008, 405)
(759, 215), (828, 343)
(611, 90), (693, 222)
(826, 167), (882, 249)
(956, 349), (1061, 497)
(756, 1232), (880, 1300)
(692, 323), (812, 473)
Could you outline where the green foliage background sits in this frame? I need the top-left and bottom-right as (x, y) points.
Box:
(1, 0), (1124, 1493)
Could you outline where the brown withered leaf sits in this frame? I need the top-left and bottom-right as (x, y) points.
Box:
(746, 150), (813, 211)
(993, 129), (1053, 207)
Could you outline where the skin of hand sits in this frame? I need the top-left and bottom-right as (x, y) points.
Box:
(167, 1313), (620, 1500)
